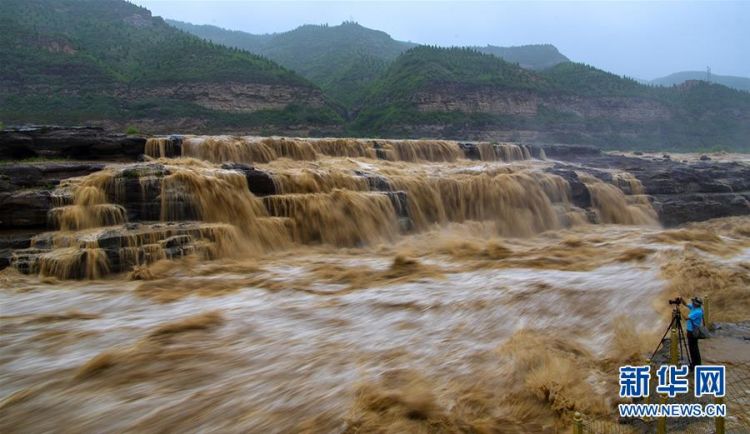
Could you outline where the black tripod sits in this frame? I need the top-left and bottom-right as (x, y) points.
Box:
(650, 304), (692, 366)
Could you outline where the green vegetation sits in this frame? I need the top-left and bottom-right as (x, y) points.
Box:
(168, 20), (576, 107)
(540, 62), (647, 96)
(0, 0), (337, 131)
(168, 20), (416, 106)
(349, 46), (750, 151)
(1, 0), (306, 86)
(474, 44), (569, 70)
(651, 71), (750, 93)
(2, 1), (748, 150)
(363, 46), (545, 102)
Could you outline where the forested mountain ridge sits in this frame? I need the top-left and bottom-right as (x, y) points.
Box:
(168, 20), (574, 107)
(0, 0), (342, 133)
(651, 71), (750, 93)
(168, 20), (417, 106)
(351, 46), (750, 151)
(2, 2), (749, 150)
(474, 44), (570, 70)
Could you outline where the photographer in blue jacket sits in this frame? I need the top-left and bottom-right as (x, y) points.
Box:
(681, 297), (704, 371)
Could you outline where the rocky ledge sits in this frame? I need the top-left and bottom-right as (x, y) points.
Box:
(0, 125), (146, 160)
(550, 152), (750, 227)
(1, 162), (107, 229)
(1, 127), (748, 274)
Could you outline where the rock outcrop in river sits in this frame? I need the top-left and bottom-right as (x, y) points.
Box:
(1, 127), (748, 276)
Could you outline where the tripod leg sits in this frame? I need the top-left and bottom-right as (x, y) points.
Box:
(650, 315), (677, 362)
(678, 326), (692, 367)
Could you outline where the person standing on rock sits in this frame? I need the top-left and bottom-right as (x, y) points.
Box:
(681, 297), (704, 371)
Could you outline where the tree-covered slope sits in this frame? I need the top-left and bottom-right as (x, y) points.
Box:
(3, 3), (747, 151)
(363, 46), (546, 101)
(474, 44), (569, 70)
(651, 71), (750, 93)
(352, 47), (750, 151)
(169, 20), (574, 109)
(168, 20), (416, 106)
(163, 20), (273, 55)
(0, 0), (341, 133)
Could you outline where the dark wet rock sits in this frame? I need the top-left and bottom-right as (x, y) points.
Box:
(353, 171), (392, 191)
(0, 252), (11, 269)
(10, 222), (227, 277)
(9, 248), (46, 275)
(549, 153), (750, 226)
(221, 163), (276, 196)
(162, 234), (192, 249)
(655, 192), (750, 227)
(371, 141), (389, 160)
(384, 191), (409, 219)
(711, 321), (750, 340)
(530, 144), (601, 159)
(544, 167), (592, 209)
(115, 163), (167, 221)
(699, 155), (711, 161)
(0, 190), (52, 229)
(0, 126), (146, 160)
(0, 232), (35, 250)
(158, 135), (183, 158)
(385, 190), (412, 231)
(0, 165), (42, 190)
(0, 231), (35, 269)
(458, 142), (481, 160)
(0, 161), (107, 236)
(0, 162), (106, 193)
(2, 130), (749, 274)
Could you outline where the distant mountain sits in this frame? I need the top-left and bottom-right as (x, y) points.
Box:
(3, 3), (748, 150)
(0, 0), (341, 133)
(352, 46), (750, 151)
(651, 71), (750, 92)
(168, 20), (416, 107)
(474, 44), (569, 70)
(167, 20), (571, 107)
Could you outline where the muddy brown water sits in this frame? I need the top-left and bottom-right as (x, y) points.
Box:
(1, 137), (749, 433)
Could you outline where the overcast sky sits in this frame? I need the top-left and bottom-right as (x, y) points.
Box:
(135, 1), (750, 80)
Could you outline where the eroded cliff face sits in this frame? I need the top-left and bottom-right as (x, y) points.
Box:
(3, 82), (327, 113)
(412, 84), (672, 123)
(1, 81), (338, 135)
(413, 85), (539, 116)
(542, 95), (672, 122)
(112, 82), (328, 112)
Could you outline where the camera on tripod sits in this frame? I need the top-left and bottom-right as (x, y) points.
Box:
(651, 296), (693, 366)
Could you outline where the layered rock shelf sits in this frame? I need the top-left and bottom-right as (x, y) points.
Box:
(1, 127), (748, 277)
(551, 153), (750, 227)
(0, 126), (146, 160)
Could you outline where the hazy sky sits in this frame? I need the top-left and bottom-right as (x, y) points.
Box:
(135, 1), (750, 80)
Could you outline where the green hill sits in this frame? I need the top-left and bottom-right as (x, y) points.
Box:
(0, 0), (341, 133)
(474, 44), (569, 70)
(651, 71), (750, 93)
(168, 20), (416, 107)
(351, 46), (750, 151)
(2, 3), (748, 151)
(167, 20), (572, 108)
(363, 46), (544, 99)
